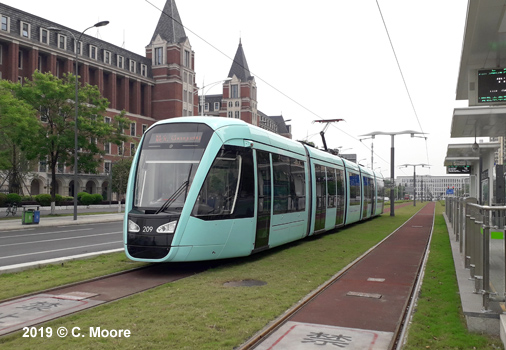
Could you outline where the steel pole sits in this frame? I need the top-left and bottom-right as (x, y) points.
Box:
(390, 135), (395, 216)
(413, 166), (416, 207)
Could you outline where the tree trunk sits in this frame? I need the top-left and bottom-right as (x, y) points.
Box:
(50, 157), (57, 215)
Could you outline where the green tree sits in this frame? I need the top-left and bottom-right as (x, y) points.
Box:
(0, 81), (39, 193)
(111, 158), (132, 206)
(5, 71), (129, 210)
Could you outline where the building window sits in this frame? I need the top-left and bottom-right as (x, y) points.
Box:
(118, 142), (124, 156)
(40, 28), (49, 44)
(117, 55), (124, 69)
(214, 102), (220, 111)
(104, 50), (111, 64)
(184, 50), (191, 68)
(18, 50), (23, 69)
(104, 143), (110, 155)
(235, 101), (240, 107)
(129, 59), (136, 73)
(142, 124), (148, 134)
(228, 111), (232, 118)
(231, 84), (239, 98)
(235, 111), (240, 119)
(141, 64), (147, 76)
(39, 160), (47, 173)
(204, 103), (209, 112)
(104, 116), (111, 124)
(20, 21), (30, 38)
(154, 47), (163, 65)
(1, 15), (10, 32)
(75, 41), (82, 55)
(104, 161), (111, 174)
(130, 143), (136, 156)
(57, 34), (66, 50)
(89, 45), (97, 59)
(130, 122), (136, 136)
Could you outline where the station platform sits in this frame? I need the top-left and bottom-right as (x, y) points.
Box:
(245, 202), (435, 350)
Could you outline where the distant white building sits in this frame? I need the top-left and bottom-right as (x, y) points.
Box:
(396, 175), (470, 200)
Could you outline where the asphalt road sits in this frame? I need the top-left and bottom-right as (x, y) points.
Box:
(0, 221), (123, 268)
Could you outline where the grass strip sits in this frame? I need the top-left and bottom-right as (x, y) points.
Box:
(403, 202), (502, 349)
(0, 204), (431, 349)
(0, 253), (147, 301)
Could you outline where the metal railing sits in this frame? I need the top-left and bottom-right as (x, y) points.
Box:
(446, 197), (506, 312)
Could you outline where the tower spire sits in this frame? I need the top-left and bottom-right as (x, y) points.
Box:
(228, 39), (251, 81)
(150, 0), (187, 44)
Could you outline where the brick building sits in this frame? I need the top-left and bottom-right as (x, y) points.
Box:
(0, 0), (290, 198)
(0, 0), (198, 198)
(200, 40), (292, 138)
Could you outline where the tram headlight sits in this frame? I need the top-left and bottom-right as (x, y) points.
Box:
(157, 220), (177, 234)
(128, 219), (140, 233)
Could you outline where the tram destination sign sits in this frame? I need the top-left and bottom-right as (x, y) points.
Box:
(150, 132), (203, 144)
(478, 68), (506, 104)
(447, 165), (471, 174)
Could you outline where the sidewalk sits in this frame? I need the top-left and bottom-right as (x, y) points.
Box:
(0, 205), (124, 231)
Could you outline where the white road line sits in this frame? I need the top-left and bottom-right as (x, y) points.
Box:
(0, 228), (93, 239)
(0, 241), (123, 260)
(0, 232), (122, 247)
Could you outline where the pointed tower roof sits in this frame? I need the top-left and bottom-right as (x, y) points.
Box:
(228, 39), (252, 81)
(150, 0), (187, 44)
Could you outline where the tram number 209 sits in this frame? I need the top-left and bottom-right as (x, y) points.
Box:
(142, 226), (154, 233)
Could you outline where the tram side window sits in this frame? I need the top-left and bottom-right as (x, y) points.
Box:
(192, 146), (254, 219)
(336, 169), (345, 203)
(335, 168), (345, 225)
(257, 150), (271, 214)
(377, 178), (385, 202)
(327, 168), (337, 208)
(315, 164), (326, 210)
(349, 173), (361, 207)
(292, 157), (306, 211)
(272, 154), (305, 214)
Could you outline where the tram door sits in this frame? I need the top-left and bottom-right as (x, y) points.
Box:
(254, 151), (272, 251)
(314, 164), (327, 232)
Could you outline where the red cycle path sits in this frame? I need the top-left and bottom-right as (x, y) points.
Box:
(290, 201), (435, 333)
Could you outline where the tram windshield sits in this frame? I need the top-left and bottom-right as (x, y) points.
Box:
(133, 123), (213, 211)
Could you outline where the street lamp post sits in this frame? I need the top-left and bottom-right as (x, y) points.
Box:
(399, 163), (430, 207)
(359, 130), (427, 216)
(48, 21), (109, 221)
(196, 78), (232, 116)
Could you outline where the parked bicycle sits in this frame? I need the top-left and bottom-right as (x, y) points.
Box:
(5, 203), (18, 216)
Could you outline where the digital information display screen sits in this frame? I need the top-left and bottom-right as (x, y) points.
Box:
(447, 165), (471, 174)
(478, 69), (506, 103)
(150, 132), (203, 144)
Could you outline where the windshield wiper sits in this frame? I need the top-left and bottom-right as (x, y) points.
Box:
(154, 180), (189, 214)
(155, 164), (193, 215)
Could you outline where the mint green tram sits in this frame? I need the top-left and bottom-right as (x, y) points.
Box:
(124, 117), (385, 262)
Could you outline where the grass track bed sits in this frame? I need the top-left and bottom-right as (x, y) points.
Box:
(1, 203), (498, 349)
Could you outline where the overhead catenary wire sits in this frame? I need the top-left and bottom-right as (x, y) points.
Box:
(146, 0), (420, 173)
(375, 0), (431, 169)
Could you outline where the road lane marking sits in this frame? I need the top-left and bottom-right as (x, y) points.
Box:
(0, 241), (123, 260)
(0, 232), (122, 247)
(0, 228), (93, 239)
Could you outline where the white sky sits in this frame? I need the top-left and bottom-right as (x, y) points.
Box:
(3, 0), (470, 177)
